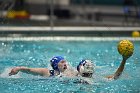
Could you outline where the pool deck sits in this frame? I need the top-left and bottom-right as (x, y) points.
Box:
(0, 26), (140, 37)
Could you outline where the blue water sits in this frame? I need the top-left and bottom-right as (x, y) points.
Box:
(0, 40), (140, 93)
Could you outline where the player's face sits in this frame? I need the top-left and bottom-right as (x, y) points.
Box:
(58, 60), (67, 72)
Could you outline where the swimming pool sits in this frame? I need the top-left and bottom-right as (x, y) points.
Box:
(0, 37), (140, 93)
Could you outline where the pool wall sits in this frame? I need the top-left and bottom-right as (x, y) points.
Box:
(0, 26), (140, 37)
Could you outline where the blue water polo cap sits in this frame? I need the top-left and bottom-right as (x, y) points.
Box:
(77, 60), (86, 72)
(50, 56), (64, 71)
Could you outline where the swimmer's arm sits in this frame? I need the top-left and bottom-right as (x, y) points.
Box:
(9, 67), (50, 77)
(106, 57), (127, 80)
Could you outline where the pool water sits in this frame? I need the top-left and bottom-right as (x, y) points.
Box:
(0, 39), (140, 93)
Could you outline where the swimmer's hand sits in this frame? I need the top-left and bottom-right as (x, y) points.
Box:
(106, 75), (114, 79)
(9, 67), (25, 76)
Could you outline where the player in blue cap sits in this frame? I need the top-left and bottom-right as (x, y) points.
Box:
(50, 56), (68, 76)
(9, 56), (68, 77)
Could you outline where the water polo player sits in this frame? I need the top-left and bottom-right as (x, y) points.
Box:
(9, 56), (68, 77)
(50, 56), (67, 76)
(74, 60), (94, 84)
(77, 40), (134, 80)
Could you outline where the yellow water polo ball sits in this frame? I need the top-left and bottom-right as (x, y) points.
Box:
(117, 40), (134, 58)
(132, 31), (140, 37)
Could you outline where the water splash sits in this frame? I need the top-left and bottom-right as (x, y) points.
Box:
(0, 67), (21, 78)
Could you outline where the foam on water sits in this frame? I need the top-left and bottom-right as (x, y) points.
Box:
(0, 67), (21, 78)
